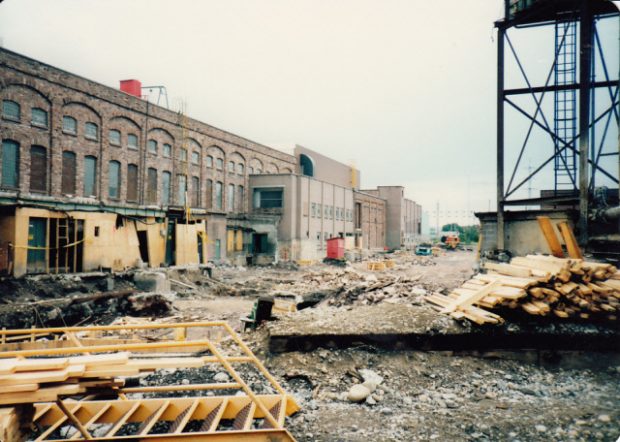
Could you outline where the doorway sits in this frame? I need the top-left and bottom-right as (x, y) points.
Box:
(137, 231), (149, 266)
(165, 221), (175, 266)
(215, 239), (221, 261)
(197, 233), (204, 264)
(27, 217), (47, 274)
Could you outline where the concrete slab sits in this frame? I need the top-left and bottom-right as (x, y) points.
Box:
(267, 304), (620, 353)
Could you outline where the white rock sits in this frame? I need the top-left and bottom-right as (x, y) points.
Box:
(213, 372), (229, 383)
(598, 414), (611, 423)
(535, 425), (547, 433)
(347, 384), (372, 402)
(359, 369), (384, 386)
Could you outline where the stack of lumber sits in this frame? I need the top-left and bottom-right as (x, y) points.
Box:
(426, 255), (620, 324)
(0, 352), (234, 406)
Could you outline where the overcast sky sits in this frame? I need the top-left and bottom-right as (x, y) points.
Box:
(1, 1), (617, 229)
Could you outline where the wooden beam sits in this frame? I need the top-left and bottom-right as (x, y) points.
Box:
(536, 216), (565, 257)
(557, 221), (583, 259)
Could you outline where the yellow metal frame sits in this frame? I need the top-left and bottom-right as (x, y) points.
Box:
(0, 322), (300, 440)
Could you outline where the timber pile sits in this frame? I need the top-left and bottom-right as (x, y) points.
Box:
(426, 255), (620, 325)
(0, 352), (233, 406)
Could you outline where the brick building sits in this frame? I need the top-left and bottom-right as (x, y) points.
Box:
(0, 48), (296, 275)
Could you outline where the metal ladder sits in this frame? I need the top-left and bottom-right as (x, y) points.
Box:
(553, 19), (578, 192)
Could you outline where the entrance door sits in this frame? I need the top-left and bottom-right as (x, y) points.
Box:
(27, 217), (47, 274)
(215, 239), (221, 261)
(197, 233), (204, 264)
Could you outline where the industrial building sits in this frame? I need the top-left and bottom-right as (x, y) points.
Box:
(0, 47), (421, 275)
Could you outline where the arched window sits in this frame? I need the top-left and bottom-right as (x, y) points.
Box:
(228, 161), (235, 173)
(237, 163), (245, 175)
(2, 100), (20, 121)
(61, 151), (76, 194)
(85, 122), (99, 141)
(63, 116), (77, 135)
(127, 164), (138, 202)
(1, 140), (19, 188)
(83, 156), (97, 197)
(109, 129), (121, 146)
(31, 108), (48, 128)
(148, 139), (158, 154)
(127, 134), (138, 150)
(216, 158), (223, 170)
(300, 154), (314, 177)
(108, 161), (121, 198)
(30, 146), (47, 192)
(206, 156), (213, 168)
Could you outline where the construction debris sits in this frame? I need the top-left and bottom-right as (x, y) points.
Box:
(0, 322), (300, 441)
(427, 255), (620, 324)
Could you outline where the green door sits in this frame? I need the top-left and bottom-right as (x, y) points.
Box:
(215, 239), (221, 261)
(27, 217), (47, 273)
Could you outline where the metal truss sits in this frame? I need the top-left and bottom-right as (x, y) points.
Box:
(495, 0), (620, 248)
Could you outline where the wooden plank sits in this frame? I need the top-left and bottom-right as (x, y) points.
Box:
(474, 273), (537, 288)
(557, 221), (583, 259)
(536, 216), (565, 257)
(0, 384), (80, 405)
(0, 365), (85, 386)
(440, 281), (501, 313)
(484, 262), (532, 278)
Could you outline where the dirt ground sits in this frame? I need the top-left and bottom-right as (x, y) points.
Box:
(3, 250), (619, 441)
(166, 251), (620, 442)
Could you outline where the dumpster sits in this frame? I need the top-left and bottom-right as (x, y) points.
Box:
(326, 237), (345, 259)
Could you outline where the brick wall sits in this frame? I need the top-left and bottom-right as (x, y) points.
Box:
(0, 48), (297, 215)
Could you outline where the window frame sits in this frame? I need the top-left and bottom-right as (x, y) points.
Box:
(108, 160), (121, 199)
(237, 163), (244, 175)
(253, 187), (284, 209)
(85, 122), (99, 141)
(31, 108), (48, 128)
(163, 143), (172, 158)
(2, 100), (20, 121)
(1, 139), (20, 189)
(62, 116), (77, 135)
(127, 133), (138, 150)
(206, 155), (213, 168)
(83, 155), (98, 197)
(191, 151), (200, 165)
(179, 148), (187, 162)
(147, 139), (158, 154)
(216, 158), (224, 170)
(109, 129), (121, 146)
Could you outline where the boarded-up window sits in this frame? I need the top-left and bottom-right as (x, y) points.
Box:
(162, 171), (171, 205)
(147, 168), (157, 204)
(61, 151), (76, 194)
(108, 160), (120, 198)
(177, 175), (187, 206)
(192, 176), (200, 207)
(206, 179), (213, 208)
(30, 145), (47, 192)
(63, 116), (77, 134)
(127, 164), (138, 202)
(1, 140), (19, 188)
(2, 100), (20, 121)
(31, 108), (48, 128)
(84, 156), (97, 197)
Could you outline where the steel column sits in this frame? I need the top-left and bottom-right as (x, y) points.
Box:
(497, 26), (506, 250)
(578, 0), (594, 245)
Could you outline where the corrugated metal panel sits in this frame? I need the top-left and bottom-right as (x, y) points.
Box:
(127, 164), (138, 202)
(30, 146), (47, 192)
(61, 152), (76, 194)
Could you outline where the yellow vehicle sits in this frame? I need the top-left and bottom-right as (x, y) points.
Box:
(440, 232), (460, 250)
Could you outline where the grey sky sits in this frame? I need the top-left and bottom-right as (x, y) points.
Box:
(3, 1), (615, 228)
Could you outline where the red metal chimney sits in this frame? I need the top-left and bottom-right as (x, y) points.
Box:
(120, 79), (142, 98)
